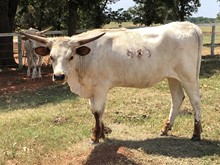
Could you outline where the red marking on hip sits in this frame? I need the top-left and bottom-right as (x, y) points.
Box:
(126, 49), (134, 58)
(137, 49), (143, 59)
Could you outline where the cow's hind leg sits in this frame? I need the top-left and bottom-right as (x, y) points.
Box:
(160, 78), (185, 136)
(183, 81), (202, 141)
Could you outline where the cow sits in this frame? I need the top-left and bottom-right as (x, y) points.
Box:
(20, 21), (203, 143)
(22, 27), (51, 79)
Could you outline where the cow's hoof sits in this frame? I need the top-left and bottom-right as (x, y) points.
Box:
(90, 139), (99, 145)
(104, 126), (112, 134)
(159, 131), (168, 136)
(191, 135), (201, 141)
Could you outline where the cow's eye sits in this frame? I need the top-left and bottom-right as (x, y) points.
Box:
(69, 56), (73, 61)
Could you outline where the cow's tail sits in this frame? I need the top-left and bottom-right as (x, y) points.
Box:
(194, 25), (203, 83)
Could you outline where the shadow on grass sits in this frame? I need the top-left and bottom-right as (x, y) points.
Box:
(0, 84), (78, 112)
(200, 56), (220, 78)
(85, 137), (220, 164)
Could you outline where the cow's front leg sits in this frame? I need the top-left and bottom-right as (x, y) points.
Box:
(37, 56), (42, 78)
(89, 90), (109, 143)
(27, 66), (31, 77)
(31, 67), (37, 80)
(91, 111), (104, 143)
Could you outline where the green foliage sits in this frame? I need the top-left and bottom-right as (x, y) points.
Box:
(131, 0), (201, 26)
(15, 0), (204, 30)
(16, 0), (119, 31)
(16, 0), (68, 30)
(188, 17), (216, 24)
(109, 8), (132, 24)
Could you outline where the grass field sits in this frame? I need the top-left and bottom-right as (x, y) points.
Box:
(1, 23), (220, 164)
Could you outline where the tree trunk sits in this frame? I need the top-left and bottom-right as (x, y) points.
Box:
(179, 0), (185, 21)
(94, 5), (102, 28)
(0, 0), (19, 67)
(68, 1), (78, 36)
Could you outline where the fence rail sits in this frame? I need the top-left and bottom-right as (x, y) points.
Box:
(0, 25), (219, 69)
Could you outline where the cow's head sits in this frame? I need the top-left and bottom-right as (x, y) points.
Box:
(20, 32), (105, 82)
(21, 27), (53, 56)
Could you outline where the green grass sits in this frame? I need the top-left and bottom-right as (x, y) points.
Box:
(0, 59), (220, 164)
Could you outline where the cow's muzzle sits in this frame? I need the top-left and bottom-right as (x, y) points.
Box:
(53, 73), (66, 82)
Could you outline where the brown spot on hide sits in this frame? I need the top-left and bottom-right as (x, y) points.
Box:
(160, 119), (172, 136)
(126, 49), (134, 58)
(137, 49), (143, 59)
(91, 112), (105, 143)
(193, 120), (202, 136)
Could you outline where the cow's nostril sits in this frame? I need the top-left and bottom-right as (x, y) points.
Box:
(53, 74), (65, 81)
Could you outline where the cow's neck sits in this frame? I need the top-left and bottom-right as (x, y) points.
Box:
(67, 55), (93, 99)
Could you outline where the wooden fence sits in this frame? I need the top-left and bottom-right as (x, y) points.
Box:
(0, 25), (219, 69)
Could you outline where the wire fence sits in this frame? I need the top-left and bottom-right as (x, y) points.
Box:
(0, 25), (219, 69)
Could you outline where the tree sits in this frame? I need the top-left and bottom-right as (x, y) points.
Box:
(16, 0), (120, 36)
(110, 8), (132, 24)
(132, 0), (167, 26)
(173, 0), (201, 21)
(0, 0), (20, 67)
(131, 0), (201, 26)
(16, 0), (68, 30)
(78, 0), (119, 29)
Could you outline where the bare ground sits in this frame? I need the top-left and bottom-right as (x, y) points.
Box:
(0, 67), (53, 95)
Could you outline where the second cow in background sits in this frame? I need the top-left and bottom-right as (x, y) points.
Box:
(22, 27), (51, 79)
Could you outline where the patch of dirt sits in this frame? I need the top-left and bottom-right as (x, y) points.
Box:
(0, 67), (54, 94)
(41, 143), (136, 165)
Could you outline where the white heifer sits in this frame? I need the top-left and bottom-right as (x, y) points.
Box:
(22, 28), (50, 79)
(20, 21), (203, 143)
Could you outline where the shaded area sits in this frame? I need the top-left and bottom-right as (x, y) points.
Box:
(0, 67), (53, 94)
(200, 55), (220, 78)
(85, 143), (137, 165)
(84, 137), (220, 164)
(0, 81), (77, 112)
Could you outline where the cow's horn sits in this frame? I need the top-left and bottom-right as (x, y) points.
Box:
(78, 33), (105, 45)
(39, 27), (52, 34)
(20, 32), (48, 44)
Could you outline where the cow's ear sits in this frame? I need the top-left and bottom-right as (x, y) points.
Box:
(76, 46), (91, 56)
(35, 46), (50, 56)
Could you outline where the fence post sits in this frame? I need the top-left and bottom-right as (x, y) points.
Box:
(210, 21), (216, 56)
(18, 34), (23, 70)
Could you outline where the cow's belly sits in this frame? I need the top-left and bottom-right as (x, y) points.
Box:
(112, 71), (165, 88)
